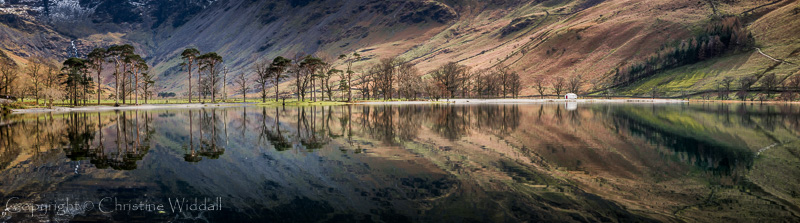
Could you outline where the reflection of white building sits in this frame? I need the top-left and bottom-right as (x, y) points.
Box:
(565, 102), (578, 111)
(565, 93), (578, 99)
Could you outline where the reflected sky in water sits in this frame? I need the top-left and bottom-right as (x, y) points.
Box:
(0, 103), (799, 222)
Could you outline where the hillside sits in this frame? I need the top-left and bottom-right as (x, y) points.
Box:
(0, 0), (798, 97)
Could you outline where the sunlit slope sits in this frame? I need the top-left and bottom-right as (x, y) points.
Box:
(616, 1), (800, 96)
(1, 0), (798, 96)
(142, 0), (799, 96)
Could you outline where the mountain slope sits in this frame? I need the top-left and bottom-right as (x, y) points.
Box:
(1, 0), (798, 97)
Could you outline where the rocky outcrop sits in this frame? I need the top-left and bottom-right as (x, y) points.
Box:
(398, 0), (457, 24)
(500, 13), (545, 37)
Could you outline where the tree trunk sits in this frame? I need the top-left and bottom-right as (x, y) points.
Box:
(122, 65), (126, 104)
(97, 70), (101, 105)
(188, 60), (193, 104)
(114, 63), (119, 105)
(134, 68), (139, 105)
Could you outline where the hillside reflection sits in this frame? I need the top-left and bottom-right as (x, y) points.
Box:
(0, 103), (799, 222)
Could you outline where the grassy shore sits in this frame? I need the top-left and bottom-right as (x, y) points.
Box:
(2, 98), (696, 114)
(9, 96), (800, 114)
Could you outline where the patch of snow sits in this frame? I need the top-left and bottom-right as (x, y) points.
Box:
(48, 0), (93, 21)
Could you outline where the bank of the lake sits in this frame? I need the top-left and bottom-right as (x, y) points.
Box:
(8, 98), (690, 114)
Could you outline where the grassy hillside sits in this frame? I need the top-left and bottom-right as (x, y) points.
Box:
(613, 0), (800, 96)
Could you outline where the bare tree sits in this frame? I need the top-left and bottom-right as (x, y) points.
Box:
(423, 77), (446, 100)
(234, 70), (249, 102)
(716, 83), (726, 99)
(759, 73), (781, 98)
(786, 74), (800, 101)
(397, 63), (421, 100)
(495, 66), (511, 98)
(357, 67), (376, 100)
(372, 57), (398, 100)
(26, 57), (45, 104)
(0, 58), (19, 97)
(552, 77), (566, 96)
(458, 67), (477, 98)
(324, 68), (342, 101)
(471, 69), (488, 97)
(568, 74), (583, 94)
(222, 65), (229, 102)
(317, 54), (336, 101)
(721, 76), (734, 100)
(430, 62), (469, 99)
(41, 64), (63, 108)
(253, 59), (270, 102)
(508, 72), (522, 98)
(737, 75), (758, 101)
(651, 85), (660, 99)
(533, 75), (548, 99)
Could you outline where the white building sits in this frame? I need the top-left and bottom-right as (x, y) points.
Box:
(565, 93), (578, 99)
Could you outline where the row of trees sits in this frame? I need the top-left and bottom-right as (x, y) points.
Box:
(0, 44), (158, 107)
(180, 48), (225, 103)
(0, 56), (65, 104)
(246, 52), (363, 102)
(90, 45), (153, 105)
(357, 60), (586, 100)
(713, 73), (800, 101)
(0, 55), (90, 107)
(239, 50), (573, 102)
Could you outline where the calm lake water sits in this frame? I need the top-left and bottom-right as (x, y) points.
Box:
(0, 103), (799, 222)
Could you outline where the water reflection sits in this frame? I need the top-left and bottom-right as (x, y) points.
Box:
(611, 106), (754, 177)
(0, 103), (799, 222)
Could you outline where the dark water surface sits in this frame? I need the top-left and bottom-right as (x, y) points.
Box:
(1, 103), (799, 222)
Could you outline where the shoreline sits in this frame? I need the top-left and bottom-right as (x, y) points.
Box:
(8, 99), (690, 114)
(358, 98), (689, 105)
(10, 103), (254, 114)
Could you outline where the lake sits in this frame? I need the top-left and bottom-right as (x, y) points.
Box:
(0, 103), (799, 222)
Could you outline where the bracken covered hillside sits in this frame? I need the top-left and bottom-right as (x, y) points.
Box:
(0, 0), (798, 97)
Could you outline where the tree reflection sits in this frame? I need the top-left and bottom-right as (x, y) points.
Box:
(259, 107), (291, 151)
(0, 119), (20, 170)
(397, 106), (422, 140)
(40, 111), (156, 170)
(430, 105), (470, 140)
(299, 107), (329, 150)
(361, 106), (397, 144)
(184, 110), (202, 162)
(611, 106), (755, 179)
(197, 109), (225, 159)
(473, 104), (520, 137)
